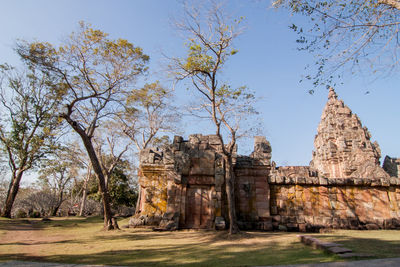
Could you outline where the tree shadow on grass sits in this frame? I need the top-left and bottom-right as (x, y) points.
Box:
(0, 216), (103, 232)
(0, 239), (85, 246)
(0, 231), (338, 266)
(92, 229), (303, 245)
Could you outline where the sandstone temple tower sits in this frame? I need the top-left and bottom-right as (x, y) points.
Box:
(310, 88), (389, 179)
(130, 88), (400, 231)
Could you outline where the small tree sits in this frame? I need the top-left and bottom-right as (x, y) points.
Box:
(170, 1), (259, 234)
(17, 22), (149, 229)
(104, 162), (137, 211)
(0, 65), (60, 218)
(18, 188), (58, 217)
(86, 159), (137, 212)
(273, 0), (400, 90)
(38, 147), (81, 216)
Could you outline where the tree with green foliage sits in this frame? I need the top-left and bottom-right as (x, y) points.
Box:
(0, 64), (60, 218)
(273, 0), (400, 90)
(170, 1), (260, 234)
(17, 22), (149, 229)
(107, 166), (137, 210)
(87, 159), (137, 211)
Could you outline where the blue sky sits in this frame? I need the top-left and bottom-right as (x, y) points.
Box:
(0, 0), (399, 169)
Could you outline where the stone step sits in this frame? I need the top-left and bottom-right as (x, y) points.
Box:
(297, 235), (376, 258)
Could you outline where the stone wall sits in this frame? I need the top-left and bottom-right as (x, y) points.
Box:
(130, 134), (273, 230)
(235, 159), (272, 229)
(269, 176), (400, 231)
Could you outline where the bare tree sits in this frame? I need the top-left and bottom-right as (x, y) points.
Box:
(169, 1), (260, 234)
(17, 22), (149, 229)
(118, 81), (179, 214)
(0, 64), (60, 218)
(94, 123), (130, 192)
(38, 147), (81, 216)
(119, 81), (179, 151)
(78, 161), (92, 217)
(273, 0), (400, 90)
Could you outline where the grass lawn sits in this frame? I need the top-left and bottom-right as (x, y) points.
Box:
(0, 217), (396, 266)
(308, 230), (400, 258)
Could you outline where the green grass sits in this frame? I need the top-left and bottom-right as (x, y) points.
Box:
(0, 217), (369, 266)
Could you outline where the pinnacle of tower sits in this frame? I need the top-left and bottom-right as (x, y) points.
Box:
(328, 87), (337, 100)
(310, 88), (389, 178)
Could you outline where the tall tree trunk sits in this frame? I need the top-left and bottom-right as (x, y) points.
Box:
(224, 155), (239, 234)
(64, 115), (119, 230)
(79, 134), (119, 230)
(79, 166), (91, 216)
(135, 186), (141, 214)
(79, 181), (88, 217)
(1, 170), (24, 218)
(51, 191), (63, 216)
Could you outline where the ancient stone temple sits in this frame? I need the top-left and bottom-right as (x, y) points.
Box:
(310, 88), (388, 178)
(131, 135), (273, 230)
(130, 88), (400, 231)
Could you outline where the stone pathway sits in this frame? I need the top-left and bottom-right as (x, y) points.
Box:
(298, 235), (373, 259)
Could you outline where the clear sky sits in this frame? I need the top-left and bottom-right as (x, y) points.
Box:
(0, 0), (399, 169)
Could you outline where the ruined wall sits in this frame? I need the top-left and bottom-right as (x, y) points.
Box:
(383, 156), (400, 178)
(235, 136), (273, 230)
(131, 88), (399, 232)
(269, 176), (400, 231)
(131, 134), (272, 230)
(138, 166), (168, 219)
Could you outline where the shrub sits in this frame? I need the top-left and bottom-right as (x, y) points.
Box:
(29, 211), (41, 218)
(15, 209), (27, 218)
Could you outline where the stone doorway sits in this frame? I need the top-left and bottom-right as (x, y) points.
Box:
(185, 185), (213, 229)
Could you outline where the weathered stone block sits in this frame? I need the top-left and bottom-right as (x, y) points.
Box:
(189, 134), (201, 145)
(365, 223), (379, 230)
(173, 135), (183, 144)
(270, 206), (278, 215)
(298, 223), (307, 232)
(278, 225), (288, 231)
(215, 216), (226, 230)
(319, 177), (328, 185)
(208, 135), (221, 145)
(296, 177), (306, 184)
(215, 174), (224, 187)
(327, 246), (352, 254)
(258, 208), (270, 217)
